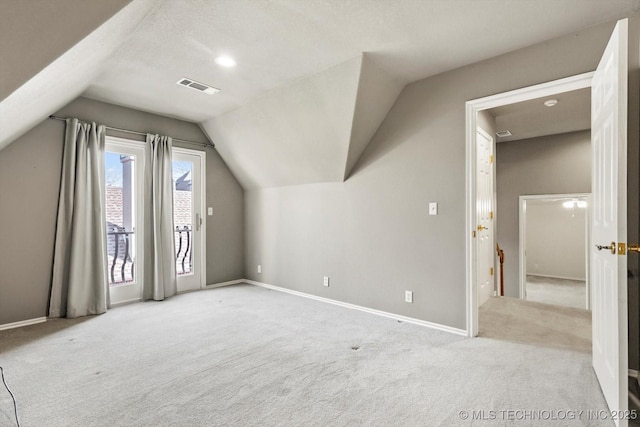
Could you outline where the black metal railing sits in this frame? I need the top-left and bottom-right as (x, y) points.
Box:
(175, 225), (192, 275)
(107, 226), (135, 285)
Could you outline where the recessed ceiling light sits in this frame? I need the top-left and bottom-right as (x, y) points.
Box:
(215, 56), (236, 68)
(544, 99), (558, 107)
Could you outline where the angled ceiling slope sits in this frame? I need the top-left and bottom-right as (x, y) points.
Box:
(0, 0), (156, 151)
(201, 53), (403, 189)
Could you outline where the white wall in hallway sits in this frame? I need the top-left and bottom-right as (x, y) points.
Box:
(526, 199), (586, 280)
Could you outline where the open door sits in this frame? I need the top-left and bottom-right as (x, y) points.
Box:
(476, 127), (495, 307)
(591, 18), (628, 426)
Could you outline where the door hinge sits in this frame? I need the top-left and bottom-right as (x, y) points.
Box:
(489, 154), (494, 164)
(489, 211), (494, 220)
(472, 230), (476, 238)
(490, 267), (494, 276)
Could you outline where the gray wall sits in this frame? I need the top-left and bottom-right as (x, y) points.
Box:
(496, 131), (591, 297)
(0, 97), (243, 325)
(0, 0), (132, 100)
(526, 199), (587, 280)
(245, 18), (638, 337)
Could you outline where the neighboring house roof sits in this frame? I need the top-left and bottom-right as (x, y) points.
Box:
(175, 171), (192, 191)
(106, 186), (192, 229)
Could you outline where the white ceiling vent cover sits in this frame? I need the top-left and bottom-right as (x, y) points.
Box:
(176, 78), (220, 95)
(496, 130), (512, 138)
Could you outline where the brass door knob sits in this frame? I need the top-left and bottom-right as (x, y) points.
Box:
(629, 244), (640, 253)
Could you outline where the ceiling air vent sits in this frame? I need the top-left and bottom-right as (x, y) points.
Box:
(176, 78), (220, 95)
(496, 130), (512, 138)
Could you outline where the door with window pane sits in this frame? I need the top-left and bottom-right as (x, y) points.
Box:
(173, 148), (204, 292)
(104, 138), (145, 304)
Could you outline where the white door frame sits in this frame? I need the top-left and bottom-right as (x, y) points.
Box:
(518, 193), (591, 310)
(465, 72), (594, 337)
(172, 146), (207, 291)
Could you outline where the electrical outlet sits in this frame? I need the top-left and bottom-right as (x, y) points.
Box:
(323, 276), (330, 287)
(405, 290), (413, 303)
(429, 202), (438, 215)
(257, 264), (262, 274)
(207, 207), (213, 216)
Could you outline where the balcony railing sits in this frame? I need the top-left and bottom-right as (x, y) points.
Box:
(175, 225), (192, 275)
(107, 227), (134, 286)
(106, 224), (193, 286)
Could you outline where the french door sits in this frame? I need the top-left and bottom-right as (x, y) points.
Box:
(172, 148), (205, 292)
(104, 137), (145, 305)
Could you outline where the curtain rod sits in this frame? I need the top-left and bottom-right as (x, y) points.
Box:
(48, 115), (214, 148)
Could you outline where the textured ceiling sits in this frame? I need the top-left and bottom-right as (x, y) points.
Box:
(491, 88), (591, 143)
(202, 54), (403, 188)
(2, 0), (639, 188)
(83, 0), (638, 122)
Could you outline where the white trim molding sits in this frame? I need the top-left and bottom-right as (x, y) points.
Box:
(110, 298), (142, 307)
(465, 72), (594, 337)
(206, 279), (244, 289)
(0, 317), (46, 331)
(245, 280), (467, 336)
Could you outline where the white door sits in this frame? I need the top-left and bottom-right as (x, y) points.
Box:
(104, 137), (146, 305)
(173, 148), (205, 292)
(591, 19), (628, 425)
(476, 128), (495, 306)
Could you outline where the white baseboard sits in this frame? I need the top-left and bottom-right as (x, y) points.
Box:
(527, 273), (585, 282)
(630, 369), (639, 379)
(110, 298), (142, 307)
(0, 317), (47, 331)
(206, 279), (244, 289)
(245, 279), (467, 336)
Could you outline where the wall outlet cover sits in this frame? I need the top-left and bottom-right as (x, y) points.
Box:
(323, 276), (330, 287)
(405, 290), (413, 303)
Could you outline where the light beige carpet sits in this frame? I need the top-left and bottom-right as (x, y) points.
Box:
(525, 275), (587, 310)
(0, 285), (611, 426)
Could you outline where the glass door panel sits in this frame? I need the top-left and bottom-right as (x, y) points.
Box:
(173, 149), (204, 292)
(104, 138), (145, 304)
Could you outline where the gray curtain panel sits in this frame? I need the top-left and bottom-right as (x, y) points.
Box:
(143, 134), (177, 300)
(50, 119), (109, 318)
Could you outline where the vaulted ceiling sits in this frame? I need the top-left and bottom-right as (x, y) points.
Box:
(1, 0), (638, 188)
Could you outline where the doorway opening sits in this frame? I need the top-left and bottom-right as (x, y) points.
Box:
(519, 194), (591, 310)
(465, 72), (594, 336)
(466, 18), (629, 423)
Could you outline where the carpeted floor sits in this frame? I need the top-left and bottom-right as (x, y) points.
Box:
(0, 284), (612, 426)
(526, 275), (587, 309)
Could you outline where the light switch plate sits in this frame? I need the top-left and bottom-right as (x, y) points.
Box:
(429, 202), (438, 215)
(207, 207), (213, 216)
